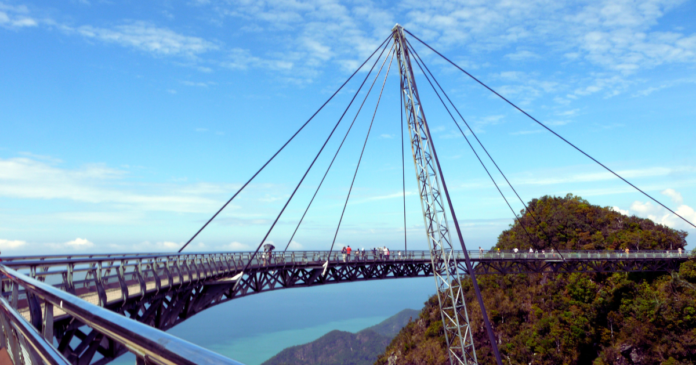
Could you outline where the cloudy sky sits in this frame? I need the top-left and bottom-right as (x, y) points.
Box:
(1, 0), (695, 255)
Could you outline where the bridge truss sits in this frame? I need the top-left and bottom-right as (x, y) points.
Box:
(1, 250), (688, 364)
(393, 25), (480, 365)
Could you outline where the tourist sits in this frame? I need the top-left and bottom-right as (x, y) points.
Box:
(551, 248), (556, 258)
(263, 243), (275, 266)
(347, 245), (352, 261)
(528, 247), (533, 258)
(479, 246), (483, 258)
(679, 247), (683, 257)
(341, 246), (347, 262)
(625, 247), (629, 258)
(513, 247), (519, 258)
(385, 247), (390, 260)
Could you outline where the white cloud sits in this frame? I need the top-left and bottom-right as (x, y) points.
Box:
(158, 241), (180, 249)
(0, 239), (26, 250)
(128, 241), (190, 252)
(221, 48), (293, 71)
(611, 206), (630, 216)
(511, 166), (695, 186)
(662, 188), (683, 204)
(226, 241), (250, 250)
(67, 21), (218, 57)
(288, 240), (303, 249)
(510, 129), (543, 135)
(504, 50), (540, 61)
(0, 3), (38, 29)
(65, 237), (94, 248)
(625, 188), (696, 230)
(181, 81), (215, 87)
(0, 157), (226, 213)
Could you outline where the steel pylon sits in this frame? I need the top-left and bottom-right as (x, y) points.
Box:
(393, 24), (478, 365)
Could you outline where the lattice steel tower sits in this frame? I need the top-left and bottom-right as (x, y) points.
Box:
(393, 24), (478, 365)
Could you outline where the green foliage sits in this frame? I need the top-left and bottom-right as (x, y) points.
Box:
(376, 194), (695, 365)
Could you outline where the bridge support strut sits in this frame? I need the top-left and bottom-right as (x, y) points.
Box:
(394, 24), (502, 365)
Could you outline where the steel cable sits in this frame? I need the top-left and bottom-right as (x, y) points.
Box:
(177, 34), (393, 253)
(282, 42), (397, 252)
(407, 40), (567, 261)
(400, 76), (408, 252)
(327, 47), (396, 259)
(406, 42), (541, 249)
(231, 39), (394, 290)
(406, 40), (564, 261)
(395, 39), (504, 365)
(404, 28), (696, 230)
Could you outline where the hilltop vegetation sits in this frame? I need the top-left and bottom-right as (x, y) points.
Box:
(377, 194), (695, 365)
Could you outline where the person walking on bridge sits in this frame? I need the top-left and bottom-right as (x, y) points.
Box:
(479, 246), (483, 258)
(346, 245), (352, 261)
(341, 246), (347, 262)
(385, 247), (390, 260)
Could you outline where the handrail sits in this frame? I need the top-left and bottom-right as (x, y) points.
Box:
(0, 264), (244, 365)
(0, 297), (70, 365)
(0, 249), (691, 268)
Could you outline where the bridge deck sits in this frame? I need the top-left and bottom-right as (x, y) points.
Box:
(3, 249), (690, 321)
(0, 249), (689, 364)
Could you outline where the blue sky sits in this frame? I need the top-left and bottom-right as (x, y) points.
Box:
(1, 0), (695, 255)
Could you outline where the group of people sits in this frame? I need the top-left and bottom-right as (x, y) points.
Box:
(340, 246), (397, 261)
(479, 246), (688, 258)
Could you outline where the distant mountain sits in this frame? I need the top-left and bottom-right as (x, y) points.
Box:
(361, 309), (419, 338)
(262, 309), (419, 365)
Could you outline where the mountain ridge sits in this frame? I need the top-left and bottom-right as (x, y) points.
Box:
(262, 309), (419, 365)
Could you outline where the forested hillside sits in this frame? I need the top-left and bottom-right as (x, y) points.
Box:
(376, 194), (695, 365)
(263, 309), (418, 365)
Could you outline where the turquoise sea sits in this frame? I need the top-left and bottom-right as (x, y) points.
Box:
(111, 277), (435, 365)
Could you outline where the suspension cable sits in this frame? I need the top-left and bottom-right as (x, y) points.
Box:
(399, 38), (504, 365)
(407, 39), (565, 260)
(406, 42), (540, 251)
(404, 28), (696, 230)
(178, 34), (393, 252)
(283, 42), (397, 252)
(232, 40), (393, 287)
(406, 41), (562, 259)
(400, 76), (408, 253)
(328, 48), (396, 258)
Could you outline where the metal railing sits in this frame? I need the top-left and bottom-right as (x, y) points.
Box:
(0, 249), (689, 363)
(0, 296), (70, 365)
(0, 264), (244, 365)
(0, 249), (689, 312)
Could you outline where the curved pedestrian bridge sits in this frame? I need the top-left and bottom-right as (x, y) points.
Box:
(0, 249), (690, 364)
